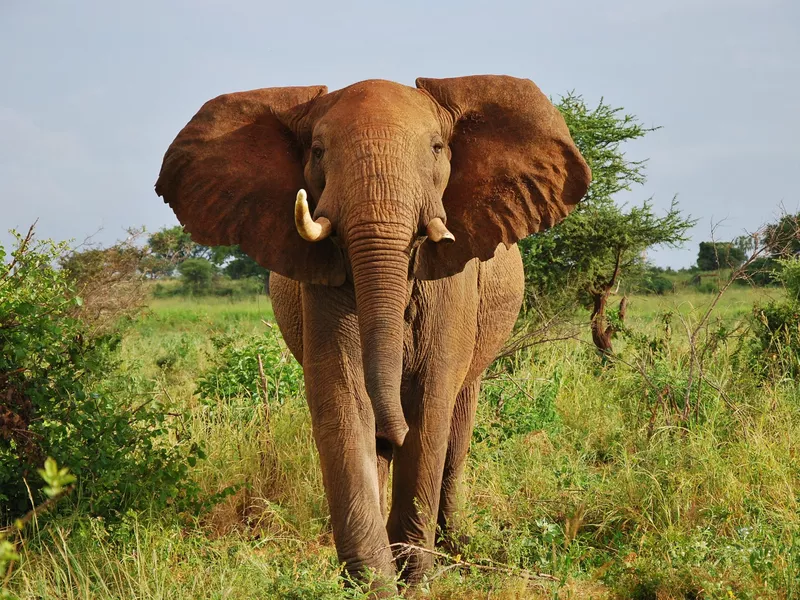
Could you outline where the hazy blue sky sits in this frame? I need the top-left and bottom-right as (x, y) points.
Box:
(1, 0), (797, 267)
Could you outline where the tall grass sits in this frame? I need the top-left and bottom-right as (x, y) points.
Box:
(6, 286), (799, 599)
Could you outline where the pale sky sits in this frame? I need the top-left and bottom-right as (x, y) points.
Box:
(1, 0), (797, 268)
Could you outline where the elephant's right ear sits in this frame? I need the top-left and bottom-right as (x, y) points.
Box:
(155, 86), (346, 286)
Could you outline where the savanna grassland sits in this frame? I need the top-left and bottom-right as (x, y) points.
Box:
(5, 283), (800, 600)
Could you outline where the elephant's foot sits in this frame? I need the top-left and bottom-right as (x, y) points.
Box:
(392, 543), (431, 586)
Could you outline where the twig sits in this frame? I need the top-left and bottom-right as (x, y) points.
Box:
(257, 354), (271, 432)
(0, 486), (75, 537)
(0, 221), (38, 283)
(386, 542), (558, 582)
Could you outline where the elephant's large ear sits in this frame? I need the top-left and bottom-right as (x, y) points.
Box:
(155, 86), (346, 286)
(413, 75), (591, 280)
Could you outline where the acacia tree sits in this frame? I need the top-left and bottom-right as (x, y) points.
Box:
(519, 93), (694, 353)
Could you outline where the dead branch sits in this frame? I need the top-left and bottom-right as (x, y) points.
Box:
(387, 542), (559, 582)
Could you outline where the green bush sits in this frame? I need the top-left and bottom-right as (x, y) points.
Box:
(0, 230), (201, 522)
(472, 367), (563, 447)
(196, 331), (304, 410)
(740, 256), (780, 287)
(178, 257), (215, 292)
(739, 259), (800, 381)
(688, 274), (723, 294)
(152, 276), (266, 299)
(637, 272), (674, 295)
(779, 256), (800, 300)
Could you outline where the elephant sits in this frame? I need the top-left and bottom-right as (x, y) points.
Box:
(155, 75), (590, 592)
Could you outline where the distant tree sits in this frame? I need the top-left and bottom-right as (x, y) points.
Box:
(696, 242), (746, 271)
(177, 258), (214, 292)
(146, 227), (269, 283)
(147, 226), (202, 265)
(732, 234), (757, 260)
(222, 247), (269, 280)
(520, 93), (694, 354)
(764, 213), (800, 258)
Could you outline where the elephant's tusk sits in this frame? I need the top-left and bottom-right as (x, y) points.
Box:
(425, 217), (455, 243)
(295, 189), (332, 242)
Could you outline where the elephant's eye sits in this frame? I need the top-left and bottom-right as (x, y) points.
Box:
(311, 144), (325, 161)
(432, 142), (444, 155)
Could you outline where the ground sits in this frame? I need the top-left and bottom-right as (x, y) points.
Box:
(8, 285), (799, 599)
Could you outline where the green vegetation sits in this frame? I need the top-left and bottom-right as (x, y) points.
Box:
(145, 225), (269, 296)
(3, 94), (798, 597)
(520, 94), (694, 353)
(3, 247), (798, 598)
(696, 242), (747, 271)
(739, 257), (800, 381)
(0, 229), (203, 523)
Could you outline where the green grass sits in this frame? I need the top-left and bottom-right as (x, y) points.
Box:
(7, 286), (800, 599)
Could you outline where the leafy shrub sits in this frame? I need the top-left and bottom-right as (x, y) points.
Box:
(196, 331), (303, 409)
(178, 257), (215, 292)
(59, 230), (149, 335)
(778, 256), (800, 300)
(0, 229), (201, 522)
(738, 259), (800, 381)
(637, 272), (674, 295)
(739, 256), (780, 287)
(742, 301), (800, 380)
(473, 367), (563, 446)
(152, 276), (266, 299)
(688, 274), (725, 294)
(696, 241), (746, 270)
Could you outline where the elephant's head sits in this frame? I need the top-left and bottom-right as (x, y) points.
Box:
(156, 76), (590, 447)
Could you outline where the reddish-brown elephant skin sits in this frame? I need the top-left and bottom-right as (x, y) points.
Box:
(156, 75), (590, 594)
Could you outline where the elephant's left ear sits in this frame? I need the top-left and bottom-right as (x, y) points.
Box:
(413, 75), (591, 280)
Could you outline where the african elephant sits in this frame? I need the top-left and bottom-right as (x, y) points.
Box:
(155, 75), (590, 592)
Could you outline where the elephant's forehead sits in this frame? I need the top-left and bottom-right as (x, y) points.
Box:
(324, 80), (437, 127)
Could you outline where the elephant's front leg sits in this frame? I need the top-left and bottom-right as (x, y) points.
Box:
(386, 385), (457, 582)
(386, 277), (478, 583)
(437, 378), (481, 553)
(301, 284), (396, 589)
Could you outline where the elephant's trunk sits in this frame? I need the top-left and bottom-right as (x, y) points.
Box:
(348, 228), (410, 447)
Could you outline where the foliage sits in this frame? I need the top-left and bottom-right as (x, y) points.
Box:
(739, 256), (780, 286)
(764, 213), (800, 258)
(696, 241), (746, 270)
(1, 458), (75, 598)
(519, 94), (694, 352)
(739, 257), (800, 380)
(152, 275), (267, 299)
(37, 456), (77, 498)
(743, 300), (800, 380)
(147, 225), (204, 265)
(220, 246), (270, 281)
(147, 225), (269, 282)
(195, 331), (304, 410)
(4, 286), (798, 598)
(473, 368), (563, 447)
(177, 257), (215, 292)
(0, 228), (202, 522)
(634, 269), (674, 295)
(778, 255), (800, 300)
